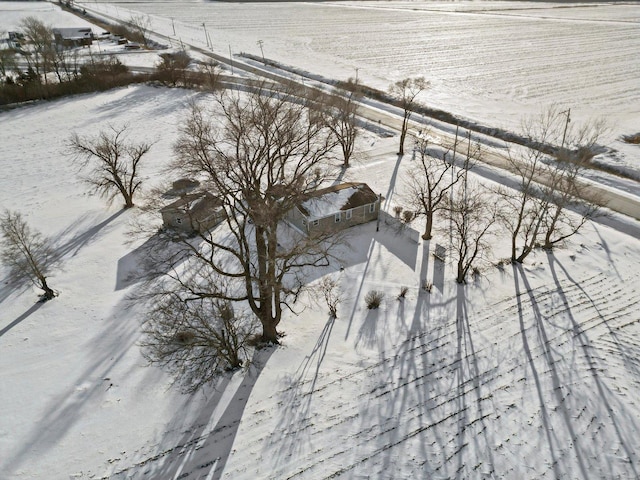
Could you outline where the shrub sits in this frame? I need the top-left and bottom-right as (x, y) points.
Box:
(622, 133), (640, 144)
(397, 286), (409, 300)
(402, 210), (414, 223)
(394, 205), (403, 218)
(365, 290), (384, 309)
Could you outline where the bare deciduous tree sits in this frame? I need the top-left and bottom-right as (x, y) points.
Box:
(141, 295), (255, 392)
(67, 125), (153, 208)
(444, 177), (498, 284)
(405, 132), (468, 240)
(128, 14), (151, 47)
(19, 17), (55, 87)
(1, 210), (57, 300)
(198, 59), (221, 91)
(156, 82), (341, 344)
(499, 106), (606, 262)
(315, 276), (341, 318)
(389, 76), (429, 155)
(155, 51), (191, 87)
(324, 80), (361, 168)
(0, 47), (17, 81)
(540, 152), (602, 250)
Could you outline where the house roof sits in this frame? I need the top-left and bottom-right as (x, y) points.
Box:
(160, 192), (222, 214)
(298, 182), (379, 219)
(53, 28), (93, 40)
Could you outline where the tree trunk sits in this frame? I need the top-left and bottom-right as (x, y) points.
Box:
(422, 212), (433, 240)
(39, 277), (55, 301)
(260, 318), (279, 344)
(123, 194), (134, 209)
(456, 261), (465, 284)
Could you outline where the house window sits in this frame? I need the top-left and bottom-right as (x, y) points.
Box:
(313, 219), (319, 227)
(302, 219), (307, 226)
(346, 209), (352, 220)
(335, 213), (341, 223)
(369, 203), (376, 213)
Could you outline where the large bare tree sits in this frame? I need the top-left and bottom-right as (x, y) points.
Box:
(67, 125), (153, 209)
(499, 106), (606, 262)
(154, 83), (340, 344)
(405, 131), (469, 240)
(1, 210), (57, 300)
(443, 176), (498, 284)
(324, 80), (361, 168)
(19, 17), (55, 87)
(389, 76), (429, 156)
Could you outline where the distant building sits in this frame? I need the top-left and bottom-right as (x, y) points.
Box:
(287, 182), (380, 235)
(53, 27), (93, 47)
(160, 192), (224, 235)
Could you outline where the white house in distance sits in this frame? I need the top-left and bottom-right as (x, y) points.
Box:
(52, 27), (93, 47)
(287, 182), (381, 235)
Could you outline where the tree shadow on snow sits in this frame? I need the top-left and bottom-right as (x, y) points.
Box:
(272, 316), (337, 466)
(116, 347), (276, 480)
(0, 291), (143, 478)
(0, 302), (44, 338)
(513, 262), (608, 479)
(0, 210), (124, 335)
(545, 253), (640, 477)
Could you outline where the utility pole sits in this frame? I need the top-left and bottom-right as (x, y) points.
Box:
(560, 108), (571, 152)
(171, 17), (176, 36)
(202, 23), (209, 48)
(257, 40), (265, 64)
(228, 44), (234, 74)
(355, 67), (359, 84)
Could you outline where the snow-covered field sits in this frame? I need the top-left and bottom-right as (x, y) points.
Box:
(83, 0), (640, 173)
(2, 2), (640, 479)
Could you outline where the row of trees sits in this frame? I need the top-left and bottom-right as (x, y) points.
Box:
(0, 17), (147, 103)
(401, 105), (605, 283)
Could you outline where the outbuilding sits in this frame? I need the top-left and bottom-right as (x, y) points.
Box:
(160, 192), (224, 235)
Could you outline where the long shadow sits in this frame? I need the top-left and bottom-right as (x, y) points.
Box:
(0, 299), (142, 478)
(384, 153), (404, 209)
(454, 283), (496, 474)
(376, 211), (420, 269)
(0, 302), (44, 338)
(0, 211), (123, 307)
(273, 316), (336, 465)
(54, 210), (125, 259)
(547, 252), (639, 478)
(126, 347), (275, 480)
(373, 242), (451, 476)
(512, 263), (562, 479)
(517, 263), (596, 479)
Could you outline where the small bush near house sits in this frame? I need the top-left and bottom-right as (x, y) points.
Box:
(622, 133), (640, 144)
(402, 210), (414, 223)
(397, 286), (409, 300)
(394, 205), (403, 218)
(365, 290), (384, 309)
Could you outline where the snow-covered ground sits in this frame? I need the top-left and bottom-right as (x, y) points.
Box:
(82, 0), (640, 174)
(2, 82), (640, 480)
(2, 2), (640, 479)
